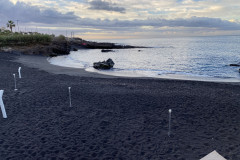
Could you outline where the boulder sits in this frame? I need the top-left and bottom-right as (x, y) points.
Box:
(49, 53), (58, 57)
(101, 49), (114, 52)
(230, 63), (240, 66)
(73, 48), (78, 51)
(93, 58), (115, 70)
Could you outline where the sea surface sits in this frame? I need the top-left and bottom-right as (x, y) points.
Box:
(48, 36), (240, 82)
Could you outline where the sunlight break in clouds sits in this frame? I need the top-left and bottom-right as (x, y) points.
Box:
(1, 0), (240, 39)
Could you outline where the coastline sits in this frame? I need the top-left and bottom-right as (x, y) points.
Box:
(0, 52), (240, 159)
(18, 53), (240, 83)
(16, 54), (118, 79)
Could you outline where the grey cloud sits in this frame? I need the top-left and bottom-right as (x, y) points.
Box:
(0, 0), (239, 33)
(112, 17), (240, 30)
(0, 0), (78, 25)
(88, 0), (125, 13)
(162, 17), (240, 30)
(78, 17), (240, 31)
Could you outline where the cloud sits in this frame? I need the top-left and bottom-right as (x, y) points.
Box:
(152, 17), (240, 30)
(88, 0), (126, 13)
(1, 0), (240, 38)
(0, 0), (239, 31)
(77, 16), (240, 31)
(0, 0), (79, 25)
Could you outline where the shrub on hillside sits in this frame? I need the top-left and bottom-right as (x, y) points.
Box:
(54, 35), (66, 41)
(0, 33), (53, 46)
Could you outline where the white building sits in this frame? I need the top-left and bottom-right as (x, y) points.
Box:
(0, 27), (6, 32)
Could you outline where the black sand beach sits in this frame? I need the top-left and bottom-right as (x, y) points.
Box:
(0, 52), (239, 160)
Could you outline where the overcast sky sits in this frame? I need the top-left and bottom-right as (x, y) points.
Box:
(0, 0), (240, 39)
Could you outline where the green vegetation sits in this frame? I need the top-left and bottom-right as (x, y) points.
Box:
(54, 34), (66, 41)
(0, 20), (53, 47)
(0, 20), (70, 47)
(0, 32), (54, 47)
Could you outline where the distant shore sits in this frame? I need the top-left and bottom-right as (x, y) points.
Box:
(0, 52), (239, 159)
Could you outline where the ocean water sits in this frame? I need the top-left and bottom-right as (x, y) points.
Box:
(48, 36), (240, 82)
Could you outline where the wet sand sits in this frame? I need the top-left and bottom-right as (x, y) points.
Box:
(0, 52), (239, 160)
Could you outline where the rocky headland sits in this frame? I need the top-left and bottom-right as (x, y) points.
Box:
(0, 37), (148, 57)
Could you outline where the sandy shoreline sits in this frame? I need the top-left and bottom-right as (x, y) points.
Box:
(0, 52), (240, 159)
(16, 54), (118, 79)
(17, 53), (240, 83)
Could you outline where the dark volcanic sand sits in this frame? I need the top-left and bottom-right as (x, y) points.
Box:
(0, 52), (239, 160)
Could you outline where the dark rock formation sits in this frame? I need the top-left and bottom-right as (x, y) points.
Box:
(101, 49), (114, 52)
(68, 38), (86, 50)
(93, 58), (115, 70)
(51, 38), (70, 56)
(0, 37), (148, 57)
(230, 63), (240, 67)
(68, 38), (148, 49)
(3, 37), (71, 57)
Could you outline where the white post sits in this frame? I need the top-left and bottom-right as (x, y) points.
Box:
(0, 90), (7, 118)
(68, 87), (72, 107)
(18, 67), (22, 78)
(13, 74), (17, 91)
(168, 109), (172, 137)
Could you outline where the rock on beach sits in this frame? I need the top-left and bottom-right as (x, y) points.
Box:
(93, 58), (115, 70)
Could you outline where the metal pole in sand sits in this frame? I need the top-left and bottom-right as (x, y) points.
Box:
(0, 90), (7, 118)
(18, 67), (22, 78)
(13, 74), (17, 91)
(168, 109), (172, 137)
(68, 87), (72, 107)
